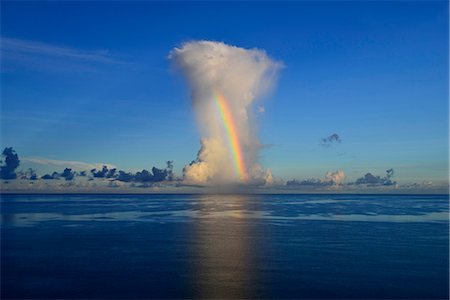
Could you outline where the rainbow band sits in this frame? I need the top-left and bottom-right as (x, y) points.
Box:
(214, 92), (248, 181)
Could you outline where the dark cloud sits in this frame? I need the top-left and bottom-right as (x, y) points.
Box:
(41, 171), (60, 180)
(91, 163), (175, 183)
(60, 168), (75, 181)
(354, 169), (396, 186)
(134, 169), (155, 182)
(0, 146), (177, 185)
(321, 133), (341, 148)
(115, 162), (174, 183)
(117, 170), (134, 182)
(41, 169), (75, 181)
(90, 166), (118, 178)
(133, 167), (168, 183)
(107, 168), (117, 178)
(151, 166), (167, 182)
(0, 147), (20, 179)
(386, 168), (394, 180)
(91, 166), (106, 178)
(29, 170), (37, 180)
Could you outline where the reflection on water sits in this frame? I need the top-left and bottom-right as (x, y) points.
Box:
(2, 193), (448, 228)
(191, 195), (256, 299)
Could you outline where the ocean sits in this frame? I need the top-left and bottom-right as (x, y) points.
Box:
(1, 194), (448, 299)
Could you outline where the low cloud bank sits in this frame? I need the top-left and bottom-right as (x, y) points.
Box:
(287, 170), (345, 187)
(1, 147), (175, 184)
(285, 169), (398, 189)
(1, 147), (442, 193)
(353, 169), (396, 186)
(110, 161), (174, 183)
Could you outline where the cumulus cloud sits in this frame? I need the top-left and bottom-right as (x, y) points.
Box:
(40, 168), (75, 181)
(264, 169), (274, 185)
(324, 170), (346, 185)
(91, 166), (117, 178)
(354, 169), (396, 186)
(11, 150), (174, 184)
(29, 169), (38, 180)
(90, 162), (175, 183)
(116, 170), (134, 182)
(41, 172), (59, 180)
(287, 170), (345, 187)
(321, 133), (341, 148)
(166, 161), (174, 181)
(0, 147), (20, 179)
(60, 168), (75, 181)
(170, 40), (281, 185)
(132, 165), (173, 183)
(182, 138), (227, 184)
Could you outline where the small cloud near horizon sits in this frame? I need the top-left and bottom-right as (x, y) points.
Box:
(320, 133), (341, 148)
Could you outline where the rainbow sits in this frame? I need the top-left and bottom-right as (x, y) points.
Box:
(214, 92), (248, 181)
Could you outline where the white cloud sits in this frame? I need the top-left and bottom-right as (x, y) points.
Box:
(1, 37), (126, 73)
(170, 40), (282, 185)
(1, 37), (122, 64)
(22, 157), (116, 172)
(324, 170), (345, 185)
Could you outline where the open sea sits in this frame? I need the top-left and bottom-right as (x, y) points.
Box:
(1, 194), (448, 299)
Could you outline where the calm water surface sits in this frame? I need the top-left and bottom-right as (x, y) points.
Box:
(1, 194), (449, 299)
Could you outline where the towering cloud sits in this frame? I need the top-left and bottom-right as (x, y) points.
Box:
(0, 147), (20, 180)
(324, 170), (345, 185)
(170, 41), (281, 185)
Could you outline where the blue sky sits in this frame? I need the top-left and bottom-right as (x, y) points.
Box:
(1, 1), (448, 189)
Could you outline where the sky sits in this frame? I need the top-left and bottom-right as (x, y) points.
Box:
(1, 1), (448, 193)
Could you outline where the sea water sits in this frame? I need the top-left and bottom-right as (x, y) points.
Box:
(1, 194), (448, 299)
